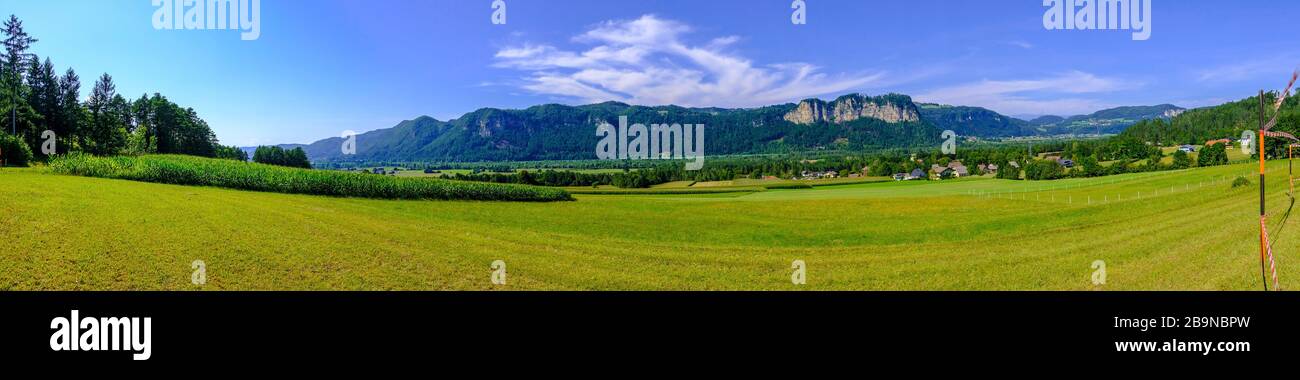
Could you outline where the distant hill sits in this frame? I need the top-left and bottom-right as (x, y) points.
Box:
(1028, 104), (1185, 135)
(917, 104), (1036, 137)
(1028, 115), (1065, 125)
(266, 95), (1184, 163)
(918, 103), (1183, 138)
(276, 94), (942, 163)
(1121, 94), (1298, 152)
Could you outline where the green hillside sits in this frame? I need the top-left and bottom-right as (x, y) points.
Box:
(1030, 104), (1185, 135)
(292, 95), (942, 163)
(1122, 93), (1300, 154)
(918, 104), (1037, 137)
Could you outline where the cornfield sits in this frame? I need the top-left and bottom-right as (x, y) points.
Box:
(49, 154), (573, 202)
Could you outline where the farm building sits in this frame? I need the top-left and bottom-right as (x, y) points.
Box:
(947, 161), (969, 177)
(930, 165), (954, 180)
(976, 163), (1000, 175)
(797, 170), (839, 180)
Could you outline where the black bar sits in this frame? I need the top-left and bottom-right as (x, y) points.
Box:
(0, 292), (1292, 367)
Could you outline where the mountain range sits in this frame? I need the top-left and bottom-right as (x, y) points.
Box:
(918, 103), (1184, 137)
(256, 94), (1184, 163)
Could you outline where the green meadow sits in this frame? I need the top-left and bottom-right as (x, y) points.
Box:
(1, 160), (1295, 290)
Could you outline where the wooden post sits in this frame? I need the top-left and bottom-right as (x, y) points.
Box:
(1260, 90), (1269, 291)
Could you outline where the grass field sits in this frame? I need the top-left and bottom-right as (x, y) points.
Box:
(1, 160), (1296, 290)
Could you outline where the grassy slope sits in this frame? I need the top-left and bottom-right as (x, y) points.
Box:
(1, 162), (1295, 290)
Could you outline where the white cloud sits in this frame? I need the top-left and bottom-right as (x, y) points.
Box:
(1195, 57), (1298, 83)
(1006, 40), (1034, 49)
(915, 71), (1137, 116)
(492, 15), (882, 108)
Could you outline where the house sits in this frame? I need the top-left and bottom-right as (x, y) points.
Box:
(1178, 145), (1196, 153)
(893, 173), (907, 181)
(946, 161), (968, 177)
(371, 168), (385, 174)
(763, 176), (779, 180)
(909, 168), (925, 180)
(1060, 159), (1075, 168)
(978, 163), (999, 175)
(1206, 139), (1230, 147)
(798, 170), (836, 180)
(930, 165), (954, 180)
(1008, 161), (1020, 169)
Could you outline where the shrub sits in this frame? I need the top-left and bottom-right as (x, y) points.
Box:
(50, 154), (573, 202)
(1171, 150), (1191, 169)
(1232, 176), (1250, 188)
(997, 163), (1021, 180)
(1024, 160), (1064, 180)
(1198, 143), (1228, 167)
(0, 133), (33, 167)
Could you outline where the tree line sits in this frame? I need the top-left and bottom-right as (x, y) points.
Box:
(252, 146), (311, 169)
(0, 14), (243, 166)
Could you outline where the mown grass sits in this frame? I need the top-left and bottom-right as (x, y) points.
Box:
(48, 154), (572, 202)
(1, 160), (1295, 290)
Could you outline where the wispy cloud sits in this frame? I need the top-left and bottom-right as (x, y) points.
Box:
(1195, 57), (1299, 83)
(1005, 40), (1034, 49)
(491, 15), (884, 108)
(915, 71), (1137, 116)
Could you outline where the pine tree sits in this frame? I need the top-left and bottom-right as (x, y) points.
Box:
(3, 14), (36, 137)
(26, 57), (60, 155)
(83, 73), (125, 155)
(58, 68), (82, 151)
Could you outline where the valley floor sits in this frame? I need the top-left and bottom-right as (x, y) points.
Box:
(0, 162), (1294, 290)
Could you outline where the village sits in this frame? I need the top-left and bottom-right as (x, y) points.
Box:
(789, 136), (1248, 183)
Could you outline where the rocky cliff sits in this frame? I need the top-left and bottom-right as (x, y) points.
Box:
(783, 94), (921, 125)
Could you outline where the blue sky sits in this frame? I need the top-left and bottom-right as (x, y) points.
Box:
(2, 0), (1297, 146)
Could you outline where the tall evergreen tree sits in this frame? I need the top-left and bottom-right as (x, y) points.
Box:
(57, 67), (82, 152)
(83, 73), (125, 155)
(25, 57), (59, 155)
(3, 14), (36, 136)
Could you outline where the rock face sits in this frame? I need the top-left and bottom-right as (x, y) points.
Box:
(783, 94), (921, 125)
